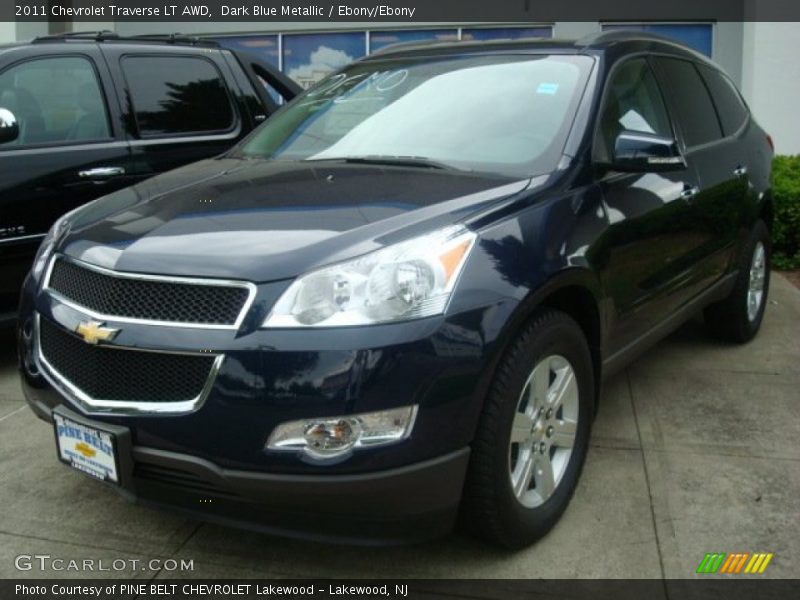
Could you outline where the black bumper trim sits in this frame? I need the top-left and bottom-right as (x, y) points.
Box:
(132, 445), (470, 517)
(131, 446), (470, 545)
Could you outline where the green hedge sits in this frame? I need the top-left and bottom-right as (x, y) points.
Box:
(772, 155), (800, 270)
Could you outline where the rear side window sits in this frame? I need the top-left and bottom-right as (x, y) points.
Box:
(697, 65), (749, 136)
(121, 56), (234, 137)
(653, 57), (722, 148)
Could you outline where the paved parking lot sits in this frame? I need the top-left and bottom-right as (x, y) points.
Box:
(1, 276), (798, 581)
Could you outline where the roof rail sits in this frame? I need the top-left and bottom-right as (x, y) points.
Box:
(370, 38), (460, 55)
(129, 33), (219, 47)
(33, 30), (119, 43)
(32, 31), (219, 47)
(369, 34), (551, 56)
(578, 29), (680, 47)
(577, 28), (711, 62)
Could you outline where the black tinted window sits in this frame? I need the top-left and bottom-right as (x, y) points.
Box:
(698, 65), (749, 136)
(596, 58), (672, 162)
(654, 58), (722, 147)
(122, 56), (234, 136)
(0, 56), (110, 147)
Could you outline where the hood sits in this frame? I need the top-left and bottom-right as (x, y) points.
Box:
(61, 158), (530, 282)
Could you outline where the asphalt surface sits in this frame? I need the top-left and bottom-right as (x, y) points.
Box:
(0, 275), (797, 580)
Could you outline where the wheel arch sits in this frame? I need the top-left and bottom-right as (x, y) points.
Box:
(538, 284), (603, 406)
(491, 269), (605, 412)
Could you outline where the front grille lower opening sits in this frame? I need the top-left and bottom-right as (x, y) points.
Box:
(39, 317), (217, 403)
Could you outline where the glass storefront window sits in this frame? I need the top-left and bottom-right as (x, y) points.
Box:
(602, 23), (713, 57)
(461, 27), (553, 41)
(283, 32), (367, 89)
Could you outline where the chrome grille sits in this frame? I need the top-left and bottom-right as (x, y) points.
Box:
(46, 257), (252, 327)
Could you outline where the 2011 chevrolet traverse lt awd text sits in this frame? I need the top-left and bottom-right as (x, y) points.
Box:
(16, 32), (773, 548)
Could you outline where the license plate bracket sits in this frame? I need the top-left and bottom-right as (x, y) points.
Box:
(53, 412), (121, 484)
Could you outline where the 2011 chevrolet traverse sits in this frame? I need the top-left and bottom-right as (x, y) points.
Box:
(17, 32), (773, 548)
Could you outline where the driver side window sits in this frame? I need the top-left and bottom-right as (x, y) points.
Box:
(0, 56), (111, 148)
(595, 58), (672, 163)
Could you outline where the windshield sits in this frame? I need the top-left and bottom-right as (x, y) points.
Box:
(236, 54), (593, 178)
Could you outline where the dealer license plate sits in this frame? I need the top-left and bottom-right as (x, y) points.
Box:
(54, 414), (119, 483)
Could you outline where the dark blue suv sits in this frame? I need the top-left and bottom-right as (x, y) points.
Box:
(16, 31), (774, 548)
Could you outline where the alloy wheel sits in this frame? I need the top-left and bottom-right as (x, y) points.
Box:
(508, 354), (579, 508)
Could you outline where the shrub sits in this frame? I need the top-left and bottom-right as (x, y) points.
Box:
(771, 155), (800, 270)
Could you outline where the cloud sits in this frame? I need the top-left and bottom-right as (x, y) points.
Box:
(287, 46), (355, 86)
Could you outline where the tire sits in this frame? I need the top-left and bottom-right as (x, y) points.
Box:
(461, 308), (594, 549)
(704, 220), (771, 343)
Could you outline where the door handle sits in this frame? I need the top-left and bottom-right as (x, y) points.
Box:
(78, 166), (126, 180)
(733, 165), (748, 178)
(680, 185), (700, 200)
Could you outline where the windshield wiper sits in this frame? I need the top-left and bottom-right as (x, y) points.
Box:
(311, 155), (469, 172)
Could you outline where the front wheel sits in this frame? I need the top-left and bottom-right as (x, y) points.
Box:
(704, 220), (771, 343)
(462, 309), (594, 549)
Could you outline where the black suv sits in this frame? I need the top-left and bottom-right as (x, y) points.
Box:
(18, 32), (773, 548)
(0, 31), (299, 322)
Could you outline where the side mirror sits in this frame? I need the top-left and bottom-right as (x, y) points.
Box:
(0, 108), (19, 144)
(611, 130), (686, 172)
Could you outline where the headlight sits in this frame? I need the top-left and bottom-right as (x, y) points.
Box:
(263, 225), (476, 327)
(267, 405), (418, 458)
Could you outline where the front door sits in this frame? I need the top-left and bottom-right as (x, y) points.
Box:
(0, 49), (131, 317)
(594, 57), (701, 352)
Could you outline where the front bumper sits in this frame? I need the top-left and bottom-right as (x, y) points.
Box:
(25, 387), (470, 544)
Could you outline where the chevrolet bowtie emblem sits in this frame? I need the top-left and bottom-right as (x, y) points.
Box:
(74, 442), (96, 458)
(75, 320), (119, 345)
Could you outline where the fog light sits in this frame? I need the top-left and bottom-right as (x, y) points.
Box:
(267, 406), (418, 458)
(304, 419), (360, 455)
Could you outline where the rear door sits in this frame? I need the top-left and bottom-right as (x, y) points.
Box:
(651, 57), (748, 289)
(695, 62), (754, 254)
(0, 46), (130, 317)
(100, 46), (246, 185)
